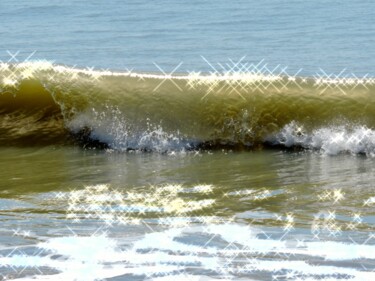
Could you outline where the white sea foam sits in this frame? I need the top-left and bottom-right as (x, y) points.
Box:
(67, 108), (194, 153)
(268, 121), (375, 156)
(70, 110), (375, 155)
(2, 223), (375, 280)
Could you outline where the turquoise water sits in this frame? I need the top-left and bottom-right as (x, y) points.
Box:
(1, 1), (375, 280)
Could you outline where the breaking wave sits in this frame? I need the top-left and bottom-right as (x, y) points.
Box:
(1, 61), (375, 154)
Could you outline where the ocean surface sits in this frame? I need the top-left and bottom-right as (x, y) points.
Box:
(1, 1), (375, 280)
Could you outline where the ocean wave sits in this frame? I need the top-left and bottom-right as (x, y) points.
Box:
(1, 61), (375, 154)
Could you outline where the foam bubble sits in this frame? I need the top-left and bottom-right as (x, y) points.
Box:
(3, 224), (375, 280)
(267, 121), (375, 156)
(68, 108), (194, 153)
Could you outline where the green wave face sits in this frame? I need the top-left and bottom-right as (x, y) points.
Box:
(1, 62), (375, 151)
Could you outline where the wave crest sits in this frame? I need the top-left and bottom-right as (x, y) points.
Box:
(1, 61), (375, 154)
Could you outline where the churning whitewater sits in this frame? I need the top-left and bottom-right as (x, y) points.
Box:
(1, 61), (375, 154)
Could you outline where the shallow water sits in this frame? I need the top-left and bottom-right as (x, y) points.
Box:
(1, 147), (375, 280)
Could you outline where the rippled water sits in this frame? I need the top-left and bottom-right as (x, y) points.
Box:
(1, 0), (375, 74)
(1, 148), (375, 280)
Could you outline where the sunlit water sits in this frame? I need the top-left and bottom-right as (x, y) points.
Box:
(1, 147), (375, 280)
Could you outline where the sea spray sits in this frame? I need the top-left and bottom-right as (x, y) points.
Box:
(1, 62), (375, 154)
